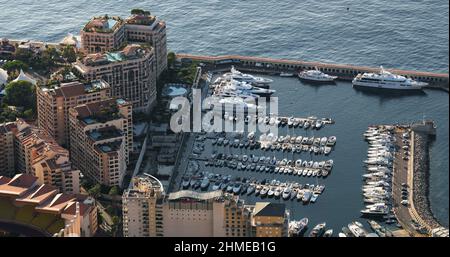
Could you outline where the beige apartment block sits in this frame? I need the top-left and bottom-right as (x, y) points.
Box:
(0, 122), (17, 177)
(69, 98), (132, 186)
(6, 119), (80, 194)
(122, 174), (165, 237)
(122, 175), (254, 237)
(37, 80), (111, 147)
(74, 45), (156, 113)
(80, 16), (126, 54)
(81, 12), (167, 78)
(125, 13), (168, 78)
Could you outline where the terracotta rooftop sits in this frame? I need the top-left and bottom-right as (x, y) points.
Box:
(0, 174), (38, 197)
(73, 98), (118, 119)
(15, 184), (58, 205)
(35, 193), (76, 214)
(63, 201), (91, 216)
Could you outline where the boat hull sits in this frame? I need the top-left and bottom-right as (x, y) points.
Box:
(298, 76), (337, 83)
(352, 81), (424, 91)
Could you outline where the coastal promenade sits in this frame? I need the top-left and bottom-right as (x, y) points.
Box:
(177, 54), (449, 91)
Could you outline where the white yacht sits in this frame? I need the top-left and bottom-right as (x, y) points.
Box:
(298, 68), (337, 82)
(228, 80), (276, 96)
(223, 66), (273, 85)
(352, 66), (428, 90)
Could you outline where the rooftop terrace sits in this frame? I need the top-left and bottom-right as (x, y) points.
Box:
(87, 126), (123, 142)
(83, 16), (124, 33)
(95, 140), (122, 153)
(79, 44), (151, 66)
(41, 80), (109, 97)
(75, 99), (125, 125)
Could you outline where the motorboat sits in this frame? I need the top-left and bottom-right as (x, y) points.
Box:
(298, 68), (337, 82)
(232, 183), (242, 194)
(310, 193), (319, 203)
(348, 222), (368, 237)
(247, 185), (255, 195)
(226, 183), (234, 193)
(309, 222), (326, 237)
(212, 181), (222, 190)
(323, 229), (333, 237)
(223, 66), (273, 86)
(182, 177), (191, 189)
(326, 136), (337, 146)
(274, 187), (282, 198)
(302, 190), (312, 203)
(282, 187), (291, 200)
(267, 187), (275, 197)
(260, 186), (269, 196)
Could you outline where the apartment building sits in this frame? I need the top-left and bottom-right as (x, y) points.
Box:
(0, 122), (17, 177)
(11, 119), (80, 194)
(74, 44), (156, 113)
(36, 80), (111, 147)
(251, 202), (289, 237)
(69, 98), (132, 186)
(32, 147), (80, 195)
(125, 13), (168, 77)
(122, 175), (254, 237)
(80, 11), (167, 78)
(80, 16), (126, 54)
(122, 174), (165, 237)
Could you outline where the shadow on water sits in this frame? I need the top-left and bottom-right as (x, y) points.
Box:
(298, 79), (337, 91)
(353, 86), (428, 105)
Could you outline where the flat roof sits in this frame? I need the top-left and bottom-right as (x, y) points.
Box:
(87, 127), (122, 141)
(253, 202), (286, 217)
(167, 190), (222, 201)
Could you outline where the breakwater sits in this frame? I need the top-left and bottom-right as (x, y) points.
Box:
(411, 128), (448, 234)
(177, 54), (449, 91)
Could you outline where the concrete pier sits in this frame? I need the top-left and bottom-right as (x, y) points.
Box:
(177, 54), (449, 91)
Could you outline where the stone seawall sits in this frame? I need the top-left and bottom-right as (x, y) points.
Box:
(412, 132), (443, 229)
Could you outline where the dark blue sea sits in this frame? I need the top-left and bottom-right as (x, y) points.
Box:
(0, 0), (448, 230)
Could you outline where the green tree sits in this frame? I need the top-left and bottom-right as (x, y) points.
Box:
(131, 9), (150, 15)
(14, 48), (33, 64)
(167, 51), (176, 69)
(111, 216), (121, 237)
(22, 109), (34, 119)
(33, 47), (60, 70)
(108, 186), (119, 196)
(61, 46), (77, 62)
(88, 184), (102, 198)
(0, 104), (18, 123)
(3, 81), (35, 109)
(2, 60), (29, 72)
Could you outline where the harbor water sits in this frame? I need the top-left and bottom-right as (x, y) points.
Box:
(0, 0), (448, 230)
(268, 76), (449, 229)
(181, 74), (449, 233)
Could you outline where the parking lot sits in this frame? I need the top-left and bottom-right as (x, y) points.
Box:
(392, 128), (426, 237)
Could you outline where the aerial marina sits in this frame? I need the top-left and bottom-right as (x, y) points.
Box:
(169, 65), (448, 237)
(0, 0), (448, 242)
(173, 68), (340, 214)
